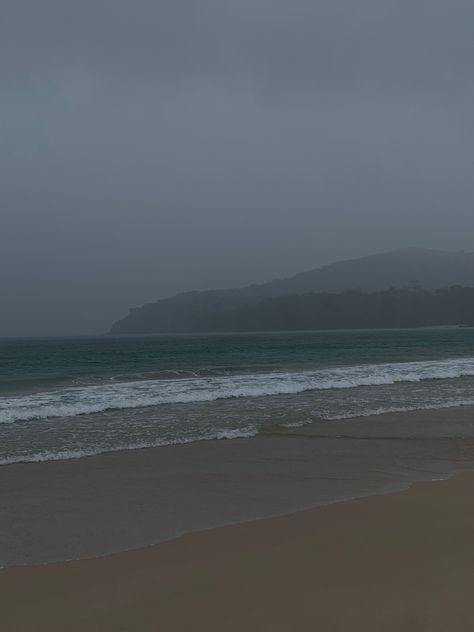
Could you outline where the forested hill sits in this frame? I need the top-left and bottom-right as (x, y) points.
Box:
(111, 248), (474, 334)
(111, 286), (474, 334)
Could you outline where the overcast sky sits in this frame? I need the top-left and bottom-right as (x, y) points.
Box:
(1, 0), (473, 336)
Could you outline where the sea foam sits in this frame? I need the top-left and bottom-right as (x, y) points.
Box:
(2, 357), (474, 425)
(0, 426), (259, 465)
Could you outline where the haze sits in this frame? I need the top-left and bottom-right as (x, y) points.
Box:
(1, 0), (473, 336)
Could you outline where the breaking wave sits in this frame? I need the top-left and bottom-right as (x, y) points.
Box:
(0, 426), (259, 465)
(2, 357), (474, 425)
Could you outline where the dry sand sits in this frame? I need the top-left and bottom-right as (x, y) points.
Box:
(2, 472), (474, 631)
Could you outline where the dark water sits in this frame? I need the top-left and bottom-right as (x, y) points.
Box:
(2, 329), (474, 464)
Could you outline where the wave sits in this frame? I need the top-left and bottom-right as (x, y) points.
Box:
(277, 397), (474, 427)
(0, 426), (259, 466)
(2, 357), (474, 425)
(3, 391), (474, 465)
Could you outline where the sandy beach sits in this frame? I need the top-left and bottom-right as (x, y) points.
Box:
(2, 407), (474, 630)
(2, 471), (474, 631)
(3, 407), (474, 567)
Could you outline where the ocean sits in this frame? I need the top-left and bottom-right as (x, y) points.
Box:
(2, 328), (474, 466)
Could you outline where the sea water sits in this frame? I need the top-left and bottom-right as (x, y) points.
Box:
(2, 328), (474, 464)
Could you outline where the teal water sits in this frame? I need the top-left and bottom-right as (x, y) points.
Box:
(3, 329), (474, 395)
(2, 329), (474, 464)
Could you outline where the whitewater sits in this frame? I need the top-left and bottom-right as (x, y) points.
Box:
(2, 357), (474, 425)
(3, 329), (474, 465)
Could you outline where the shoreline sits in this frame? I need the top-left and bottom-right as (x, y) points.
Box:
(2, 406), (474, 567)
(2, 472), (474, 630)
(3, 462), (473, 572)
(3, 401), (474, 468)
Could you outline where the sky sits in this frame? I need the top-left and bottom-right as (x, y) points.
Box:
(1, 0), (473, 336)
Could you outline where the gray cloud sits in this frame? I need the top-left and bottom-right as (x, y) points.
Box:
(1, 0), (473, 335)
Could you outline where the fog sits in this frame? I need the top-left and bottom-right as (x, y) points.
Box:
(1, 0), (473, 335)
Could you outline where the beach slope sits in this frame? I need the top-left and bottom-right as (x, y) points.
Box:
(2, 472), (474, 631)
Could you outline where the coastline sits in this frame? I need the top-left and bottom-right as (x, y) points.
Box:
(2, 471), (474, 630)
(2, 406), (474, 567)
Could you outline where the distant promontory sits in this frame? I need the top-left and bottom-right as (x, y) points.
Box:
(110, 248), (474, 334)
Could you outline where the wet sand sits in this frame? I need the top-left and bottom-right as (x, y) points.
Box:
(2, 407), (474, 630)
(2, 407), (474, 566)
(2, 472), (474, 631)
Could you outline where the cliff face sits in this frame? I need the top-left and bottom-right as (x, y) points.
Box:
(110, 249), (474, 334)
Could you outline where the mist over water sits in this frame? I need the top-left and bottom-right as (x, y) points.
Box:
(2, 329), (474, 464)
